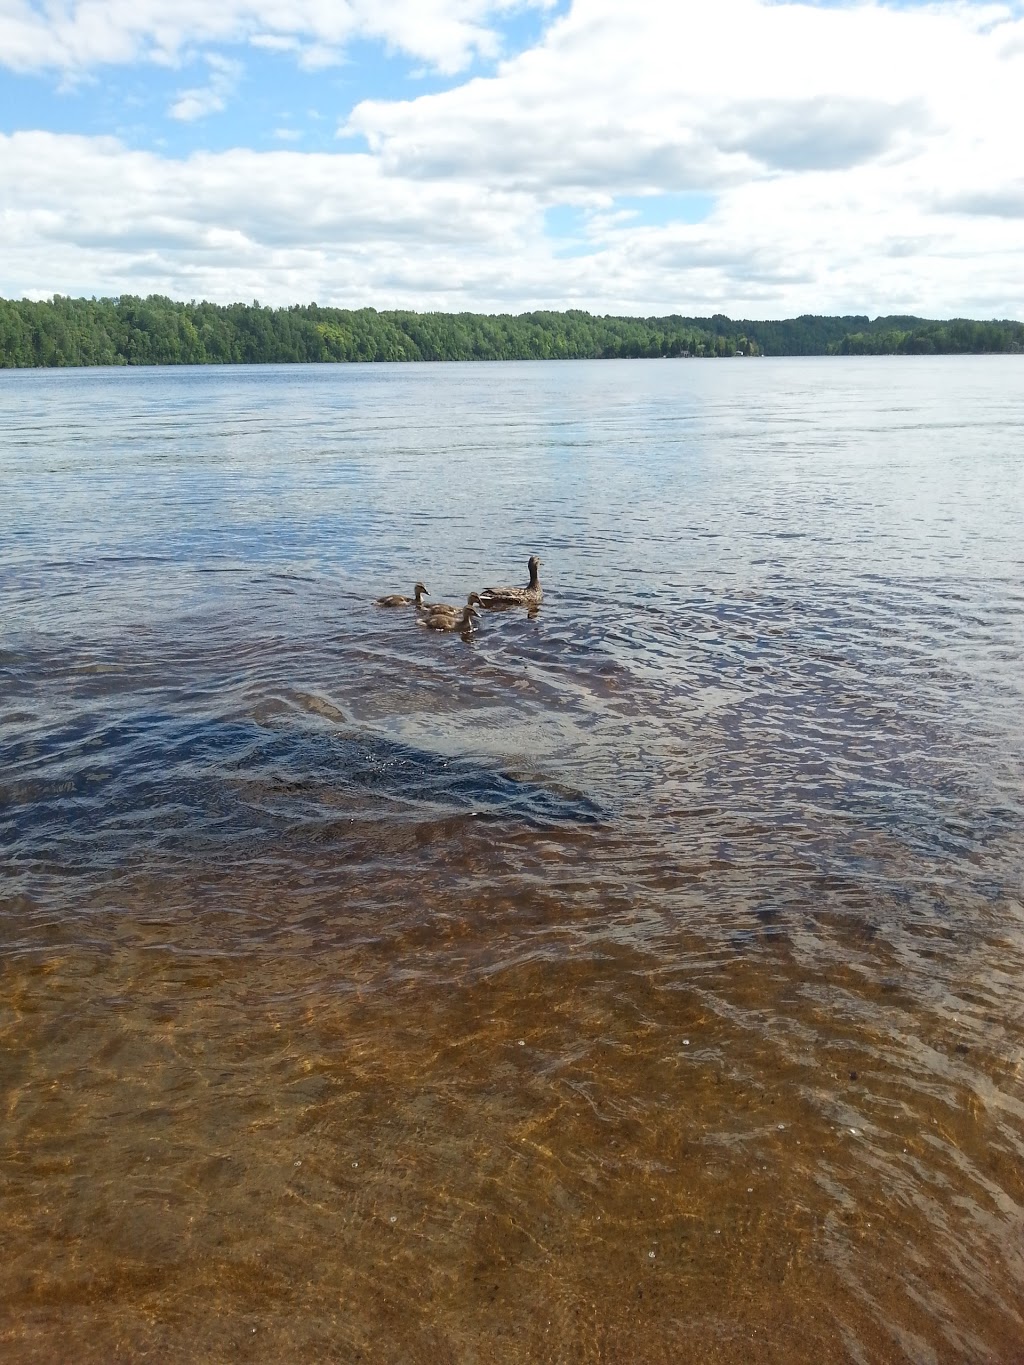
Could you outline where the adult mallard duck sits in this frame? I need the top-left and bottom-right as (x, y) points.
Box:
(377, 582), (429, 608)
(478, 556), (542, 607)
(419, 604), (480, 633)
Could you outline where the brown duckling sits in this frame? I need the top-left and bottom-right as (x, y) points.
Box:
(478, 556), (542, 607)
(426, 592), (485, 619)
(419, 604), (480, 633)
(377, 582), (429, 608)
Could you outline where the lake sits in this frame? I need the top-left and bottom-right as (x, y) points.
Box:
(2, 357), (1023, 1362)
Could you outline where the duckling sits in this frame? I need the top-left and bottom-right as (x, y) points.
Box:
(426, 592), (485, 619)
(478, 556), (542, 607)
(377, 582), (429, 608)
(419, 604), (479, 633)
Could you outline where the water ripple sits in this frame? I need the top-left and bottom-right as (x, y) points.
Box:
(2, 359), (1024, 1361)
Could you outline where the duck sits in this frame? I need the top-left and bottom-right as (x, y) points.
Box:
(426, 592), (485, 619)
(478, 556), (542, 607)
(418, 604), (480, 633)
(377, 582), (429, 608)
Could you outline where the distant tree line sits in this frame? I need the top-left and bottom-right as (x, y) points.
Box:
(826, 318), (1024, 355)
(0, 295), (1021, 368)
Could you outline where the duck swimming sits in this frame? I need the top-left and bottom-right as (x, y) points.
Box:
(426, 592), (485, 619)
(419, 604), (480, 633)
(478, 556), (542, 607)
(377, 582), (429, 608)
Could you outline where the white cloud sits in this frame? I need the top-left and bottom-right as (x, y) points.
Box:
(168, 54), (241, 121)
(0, 131), (541, 305)
(0, 0), (555, 76)
(345, 0), (1023, 198)
(248, 34), (301, 53)
(1, 1), (1023, 317)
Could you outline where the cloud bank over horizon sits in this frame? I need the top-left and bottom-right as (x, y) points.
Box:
(1, 0), (1022, 318)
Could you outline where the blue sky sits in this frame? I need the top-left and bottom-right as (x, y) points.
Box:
(1, 0), (1022, 316)
(0, 5), (571, 156)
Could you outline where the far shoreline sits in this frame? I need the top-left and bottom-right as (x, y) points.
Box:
(2, 296), (1022, 369)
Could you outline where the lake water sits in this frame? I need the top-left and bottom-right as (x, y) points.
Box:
(2, 357), (1023, 1362)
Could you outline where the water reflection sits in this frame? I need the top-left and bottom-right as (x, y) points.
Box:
(1, 358), (1024, 1360)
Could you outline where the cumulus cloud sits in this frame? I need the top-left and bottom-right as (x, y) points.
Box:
(2, 122), (1021, 320)
(936, 184), (1024, 219)
(345, 0), (1022, 198)
(0, 131), (543, 304)
(715, 97), (931, 173)
(1, 0), (1024, 317)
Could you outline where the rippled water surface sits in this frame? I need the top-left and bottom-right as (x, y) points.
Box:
(2, 358), (1024, 1362)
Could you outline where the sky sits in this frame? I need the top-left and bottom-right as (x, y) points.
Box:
(1, 0), (1022, 318)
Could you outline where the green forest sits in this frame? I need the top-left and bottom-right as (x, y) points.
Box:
(1, 294), (1022, 367)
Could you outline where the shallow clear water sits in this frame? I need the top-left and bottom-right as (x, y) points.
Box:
(2, 357), (1023, 1362)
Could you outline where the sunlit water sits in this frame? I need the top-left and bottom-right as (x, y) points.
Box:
(2, 358), (1023, 1362)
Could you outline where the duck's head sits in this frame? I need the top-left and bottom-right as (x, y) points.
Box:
(467, 592), (485, 607)
(528, 555), (541, 572)
(415, 582), (429, 595)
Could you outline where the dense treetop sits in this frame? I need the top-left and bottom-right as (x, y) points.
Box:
(1, 295), (1021, 368)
